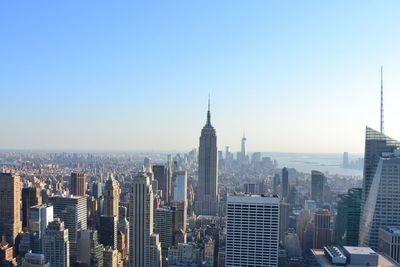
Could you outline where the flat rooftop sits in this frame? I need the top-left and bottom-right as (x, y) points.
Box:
(381, 226), (400, 235)
(342, 246), (377, 256)
(311, 249), (398, 267)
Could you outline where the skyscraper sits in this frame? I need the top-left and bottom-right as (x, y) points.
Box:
(313, 209), (332, 249)
(311, 170), (324, 206)
(22, 186), (42, 229)
(197, 99), (219, 216)
(0, 172), (22, 245)
(129, 172), (155, 267)
(155, 207), (176, 258)
(359, 150), (400, 250)
(335, 188), (362, 246)
(48, 195), (87, 263)
(77, 229), (104, 267)
(152, 165), (171, 203)
(70, 172), (87, 196)
(281, 167), (289, 199)
(241, 133), (246, 158)
(100, 215), (118, 249)
(43, 219), (70, 267)
(361, 127), (400, 204)
(29, 204), (54, 253)
(226, 194), (279, 267)
(103, 174), (120, 220)
(172, 170), (187, 203)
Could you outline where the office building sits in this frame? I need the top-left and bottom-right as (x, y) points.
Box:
(22, 253), (50, 267)
(243, 183), (257, 194)
(155, 207), (175, 257)
(129, 172), (155, 267)
(0, 172), (22, 245)
(43, 219), (70, 267)
(359, 150), (400, 250)
(361, 127), (400, 204)
(100, 215), (117, 249)
(281, 167), (289, 199)
(168, 243), (202, 266)
(343, 152), (349, 168)
(149, 234), (162, 267)
(118, 207), (129, 264)
(48, 195), (87, 263)
(313, 209), (332, 249)
(152, 165), (172, 204)
(335, 188), (362, 246)
(272, 174), (279, 195)
(70, 172), (86, 196)
(104, 174), (120, 220)
(226, 194), (279, 267)
(29, 204), (54, 253)
(103, 246), (118, 267)
(379, 226), (400, 264)
(311, 170), (324, 206)
(280, 201), (289, 243)
(197, 99), (219, 216)
(172, 170), (187, 202)
(22, 186), (42, 229)
(77, 229), (104, 267)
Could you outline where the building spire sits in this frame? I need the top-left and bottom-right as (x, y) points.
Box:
(207, 94), (211, 125)
(380, 66), (384, 133)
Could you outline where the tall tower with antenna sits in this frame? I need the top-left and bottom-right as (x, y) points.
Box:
(380, 66), (384, 133)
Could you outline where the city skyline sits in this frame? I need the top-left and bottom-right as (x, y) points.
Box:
(2, 1), (400, 153)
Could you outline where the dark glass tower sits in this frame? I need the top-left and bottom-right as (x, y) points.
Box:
(196, 99), (219, 216)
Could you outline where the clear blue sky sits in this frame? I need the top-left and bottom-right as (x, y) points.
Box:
(1, 1), (400, 153)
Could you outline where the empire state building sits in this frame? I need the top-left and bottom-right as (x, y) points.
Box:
(196, 99), (219, 216)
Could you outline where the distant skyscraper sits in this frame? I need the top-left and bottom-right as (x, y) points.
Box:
(279, 201), (289, 243)
(335, 188), (362, 246)
(70, 172), (87, 196)
(48, 195), (87, 263)
(243, 183), (257, 194)
(152, 165), (171, 203)
(313, 209), (332, 249)
(359, 150), (400, 250)
(197, 98), (219, 216)
(22, 186), (42, 229)
(43, 219), (70, 267)
(104, 174), (120, 220)
(241, 133), (247, 157)
(281, 167), (289, 199)
(311, 170), (324, 206)
(272, 174), (279, 195)
(0, 172), (22, 245)
(342, 152), (349, 168)
(226, 194), (279, 267)
(129, 172), (155, 267)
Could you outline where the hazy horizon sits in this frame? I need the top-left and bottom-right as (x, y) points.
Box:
(2, 1), (400, 153)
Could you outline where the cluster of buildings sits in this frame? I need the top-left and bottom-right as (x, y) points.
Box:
(1, 95), (400, 267)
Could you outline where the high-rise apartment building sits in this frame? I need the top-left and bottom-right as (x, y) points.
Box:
(48, 195), (87, 263)
(43, 219), (70, 267)
(226, 194), (279, 267)
(104, 175), (120, 220)
(311, 170), (324, 206)
(22, 186), (42, 229)
(197, 100), (219, 216)
(313, 209), (332, 249)
(70, 172), (87, 196)
(359, 150), (400, 250)
(129, 172), (155, 267)
(0, 172), (22, 245)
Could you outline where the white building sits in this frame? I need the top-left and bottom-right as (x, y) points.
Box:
(172, 170), (187, 202)
(226, 194), (279, 267)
